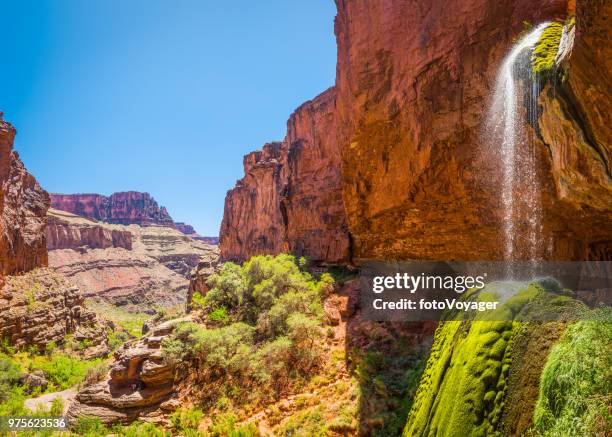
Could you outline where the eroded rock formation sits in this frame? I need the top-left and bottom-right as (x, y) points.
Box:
(220, 0), (610, 263)
(50, 192), (175, 227)
(186, 255), (220, 310)
(67, 318), (186, 425)
(0, 268), (110, 357)
(0, 116), (48, 274)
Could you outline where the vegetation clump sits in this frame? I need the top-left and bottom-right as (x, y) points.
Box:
(404, 282), (589, 437)
(531, 22), (563, 77)
(163, 254), (334, 409)
(533, 308), (612, 436)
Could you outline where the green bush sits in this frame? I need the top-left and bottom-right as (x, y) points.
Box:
(107, 330), (130, 351)
(32, 354), (103, 390)
(163, 254), (331, 402)
(533, 309), (612, 436)
(208, 413), (260, 436)
(73, 417), (110, 437)
(208, 306), (230, 324)
(0, 356), (22, 402)
(116, 421), (170, 437)
(170, 407), (204, 433)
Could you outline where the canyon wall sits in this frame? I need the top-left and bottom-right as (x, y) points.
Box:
(50, 192), (175, 227)
(0, 116), (49, 274)
(220, 88), (350, 264)
(47, 209), (219, 309)
(47, 208), (133, 250)
(0, 116), (111, 355)
(221, 0), (611, 263)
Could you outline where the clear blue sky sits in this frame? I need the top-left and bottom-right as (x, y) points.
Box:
(0, 1), (337, 236)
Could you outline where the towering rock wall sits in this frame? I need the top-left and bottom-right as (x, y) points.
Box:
(50, 191), (175, 227)
(0, 116), (49, 274)
(220, 89), (350, 263)
(221, 0), (611, 263)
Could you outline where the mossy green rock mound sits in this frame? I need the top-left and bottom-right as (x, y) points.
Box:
(531, 21), (563, 77)
(403, 283), (587, 437)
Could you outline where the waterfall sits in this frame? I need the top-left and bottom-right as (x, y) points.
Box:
(487, 23), (549, 262)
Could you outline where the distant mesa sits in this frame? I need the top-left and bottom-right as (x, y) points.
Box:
(50, 191), (218, 244)
(175, 222), (220, 245)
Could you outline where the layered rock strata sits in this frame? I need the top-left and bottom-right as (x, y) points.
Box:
(50, 192), (175, 227)
(47, 208), (132, 251)
(0, 268), (109, 357)
(67, 318), (186, 425)
(46, 209), (219, 308)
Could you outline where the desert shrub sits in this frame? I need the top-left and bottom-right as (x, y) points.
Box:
(81, 361), (109, 388)
(0, 356), (22, 402)
(164, 254), (331, 403)
(208, 413), (260, 436)
(170, 407), (204, 434)
(32, 354), (103, 390)
(208, 306), (230, 324)
(107, 330), (130, 351)
(117, 421), (170, 437)
(73, 416), (109, 437)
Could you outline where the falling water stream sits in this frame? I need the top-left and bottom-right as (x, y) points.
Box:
(487, 23), (550, 263)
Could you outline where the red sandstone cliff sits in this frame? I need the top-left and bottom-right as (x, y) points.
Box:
(221, 88), (350, 263)
(0, 116), (49, 274)
(221, 0), (611, 263)
(47, 208), (133, 250)
(50, 192), (175, 227)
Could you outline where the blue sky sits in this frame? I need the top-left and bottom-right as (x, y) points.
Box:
(0, 1), (337, 236)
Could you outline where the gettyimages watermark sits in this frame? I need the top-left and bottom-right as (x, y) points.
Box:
(359, 261), (612, 322)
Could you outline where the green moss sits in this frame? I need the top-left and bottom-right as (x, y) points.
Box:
(403, 283), (589, 437)
(531, 22), (563, 76)
(533, 308), (612, 436)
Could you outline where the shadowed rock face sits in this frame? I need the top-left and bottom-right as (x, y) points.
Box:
(221, 0), (610, 263)
(221, 89), (350, 264)
(0, 117), (49, 275)
(50, 192), (175, 227)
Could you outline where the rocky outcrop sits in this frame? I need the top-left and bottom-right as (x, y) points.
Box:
(47, 209), (220, 309)
(50, 192), (175, 227)
(220, 0), (610, 263)
(221, 88), (350, 264)
(0, 115), (48, 275)
(47, 208), (132, 250)
(67, 318), (186, 425)
(0, 268), (109, 356)
(186, 256), (220, 309)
